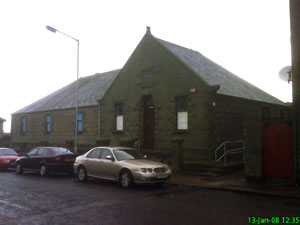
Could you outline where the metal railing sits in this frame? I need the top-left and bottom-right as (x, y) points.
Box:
(134, 140), (141, 151)
(214, 140), (244, 167)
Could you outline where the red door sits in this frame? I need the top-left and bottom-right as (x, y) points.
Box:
(263, 121), (294, 179)
(143, 96), (155, 149)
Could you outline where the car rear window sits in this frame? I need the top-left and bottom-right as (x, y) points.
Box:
(49, 148), (72, 154)
(0, 148), (17, 156)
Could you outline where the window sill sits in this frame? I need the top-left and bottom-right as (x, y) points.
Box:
(174, 130), (190, 134)
(113, 131), (124, 134)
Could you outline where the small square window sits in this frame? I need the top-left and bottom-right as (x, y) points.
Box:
(178, 112), (188, 130)
(115, 104), (123, 131)
(77, 112), (83, 132)
(21, 116), (26, 133)
(46, 115), (51, 133)
(176, 97), (188, 130)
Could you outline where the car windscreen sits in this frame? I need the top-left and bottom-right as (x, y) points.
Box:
(0, 149), (17, 156)
(113, 149), (144, 161)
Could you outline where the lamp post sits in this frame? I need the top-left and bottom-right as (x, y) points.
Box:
(46, 25), (79, 154)
(290, 1), (300, 185)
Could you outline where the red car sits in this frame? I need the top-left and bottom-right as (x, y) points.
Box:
(0, 148), (19, 170)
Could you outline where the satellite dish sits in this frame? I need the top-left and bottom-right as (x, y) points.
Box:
(279, 66), (292, 83)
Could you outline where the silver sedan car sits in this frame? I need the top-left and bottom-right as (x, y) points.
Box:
(73, 147), (172, 188)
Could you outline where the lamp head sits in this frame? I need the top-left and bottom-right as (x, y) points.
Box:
(46, 25), (57, 33)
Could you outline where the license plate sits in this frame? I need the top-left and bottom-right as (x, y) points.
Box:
(156, 174), (168, 179)
(65, 158), (75, 162)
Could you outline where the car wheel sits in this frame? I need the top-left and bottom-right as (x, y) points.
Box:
(16, 163), (23, 174)
(40, 164), (48, 176)
(77, 166), (88, 182)
(120, 170), (133, 188)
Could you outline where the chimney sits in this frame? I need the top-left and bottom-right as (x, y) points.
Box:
(146, 26), (151, 34)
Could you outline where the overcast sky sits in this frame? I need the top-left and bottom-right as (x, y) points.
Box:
(0, 0), (291, 132)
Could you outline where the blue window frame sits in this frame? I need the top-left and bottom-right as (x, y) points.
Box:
(46, 115), (51, 133)
(21, 116), (26, 133)
(77, 112), (83, 132)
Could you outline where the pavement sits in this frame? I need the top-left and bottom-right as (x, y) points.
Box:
(169, 170), (300, 199)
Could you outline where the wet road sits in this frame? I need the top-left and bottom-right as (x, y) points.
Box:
(1, 170), (300, 225)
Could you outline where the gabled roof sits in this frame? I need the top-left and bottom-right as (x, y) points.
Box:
(0, 117), (6, 122)
(14, 69), (121, 114)
(155, 38), (284, 105)
(14, 30), (285, 115)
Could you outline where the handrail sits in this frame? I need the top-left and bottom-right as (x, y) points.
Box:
(215, 140), (244, 167)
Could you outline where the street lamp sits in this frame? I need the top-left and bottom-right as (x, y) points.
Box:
(46, 25), (79, 154)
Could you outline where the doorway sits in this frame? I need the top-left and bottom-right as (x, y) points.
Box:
(263, 121), (294, 179)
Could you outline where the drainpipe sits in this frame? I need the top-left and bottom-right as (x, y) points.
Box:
(98, 105), (101, 139)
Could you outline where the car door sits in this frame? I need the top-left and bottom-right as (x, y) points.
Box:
(84, 148), (102, 177)
(98, 148), (118, 179)
(35, 148), (47, 169)
(23, 148), (39, 169)
(30, 148), (45, 169)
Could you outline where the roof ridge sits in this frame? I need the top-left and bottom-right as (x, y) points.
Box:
(155, 37), (202, 55)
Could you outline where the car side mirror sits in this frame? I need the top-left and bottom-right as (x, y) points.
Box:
(106, 155), (114, 161)
(25, 154), (29, 158)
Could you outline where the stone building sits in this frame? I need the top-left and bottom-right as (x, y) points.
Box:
(11, 28), (289, 163)
(0, 117), (10, 147)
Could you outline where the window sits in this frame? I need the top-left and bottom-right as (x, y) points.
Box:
(100, 149), (113, 159)
(77, 112), (83, 132)
(21, 116), (26, 133)
(87, 149), (102, 159)
(115, 103), (123, 131)
(280, 110), (284, 119)
(28, 148), (38, 156)
(46, 115), (51, 133)
(37, 148), (47, 156)
(262, 107), (270, 119)
(176, 97), (188, 130)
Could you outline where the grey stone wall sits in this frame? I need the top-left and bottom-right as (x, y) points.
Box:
(99, 34), (213, 159)
(11, 106), (99, 153)
(212, 94), (290, 177)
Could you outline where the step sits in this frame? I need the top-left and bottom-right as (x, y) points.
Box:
(180, 170), (225, 177)
(184, 162), (243, 171)
(181, 160), (244, 177)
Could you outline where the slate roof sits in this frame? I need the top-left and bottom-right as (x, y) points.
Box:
(14, 69), (121, 114)
(14, 32), (285, 115)
(156, 38), (284, 105)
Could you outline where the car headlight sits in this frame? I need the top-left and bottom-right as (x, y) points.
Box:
(166, 167), (171, 172)
(140, 168), (153, 173)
